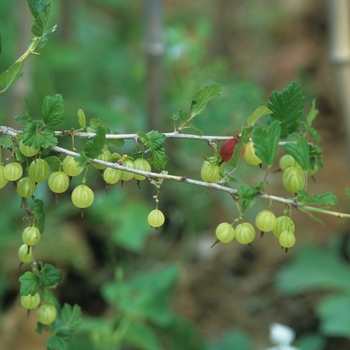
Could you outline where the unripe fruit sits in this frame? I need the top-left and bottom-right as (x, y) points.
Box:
(37, 304), (57, 325)
(120, 159), (135, 181)
(220, 137), (245, 162)
(28, 159), (50, 183)
(283, 167), (305, 193)
(62, 156), (84, 177)
(279, 230), (296, 248)
(22, 226), (41, 246)
(19, 140), (40, 157)
(48, 172), (69, 193)
(255, 210), (277, 232)
(134, 158), (151, 181)
(279, 154), (302, 171)
(92, 147), (111, 170)
(18, 244), (33, 264)
(0, 165), (9, 189)
(71, 184), (94, 208)
(235, 222), (256, 244)
(103, 167), (121, 184)
(272, 216), (295, 238)
(200, 161), (221, 183)
(21, 292), (41, 310)
(16, 177), (36, 198)
(147, 209), (165, 228)
(4, 162), (23, 181)
(215, 222), (235, 243)
(244, 142), (262, 165)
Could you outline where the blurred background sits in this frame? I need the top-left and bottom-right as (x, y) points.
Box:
(1, 0), (350, 349)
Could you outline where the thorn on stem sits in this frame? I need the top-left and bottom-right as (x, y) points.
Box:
(211, 239), (220, 248)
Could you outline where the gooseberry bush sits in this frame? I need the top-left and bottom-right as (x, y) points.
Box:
(1, 1), (350, 349)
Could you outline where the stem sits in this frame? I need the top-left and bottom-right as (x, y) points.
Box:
(301, 205), (350, 219)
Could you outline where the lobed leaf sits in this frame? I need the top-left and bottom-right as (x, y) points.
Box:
(267, 81), (306, 138)
(0, 62), (24, 92)
(246, 105), (272, 126)
(284, 137), (310, 171)
(172, 109), (188, 121)
(60, 303), (83, 333)
(19, 271), (39, 296)
(37, 263), (62, 288)
(31, 12), (48, 37)
(190, 83), (221, 118)
(41, 94), (66, 127)
(0, 135), (13, 148)
(252, 119), (281, 167)
(297, 190), (337, 207)
(26, 0), (51, 18)
(41, 129), (58, 148)
(85, 125), (106, 159)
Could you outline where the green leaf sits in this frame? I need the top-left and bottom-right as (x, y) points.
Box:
(237, 184), (257, 213)
(46, 331), (70, 350)
(284, 137), (310, 171)
(36, 25), (57, 50)
(41, 94), (66, 127)
(0, 61), (24, 92)
(277, 240), (350, 295)
(45, 156), (61, 172)
(172, 109), (188, 121)
(267, 81), (306, 138)
(41, 129), (57, 148)
(0, 135), (13, 148)
(252, 119), (281, 167)
(190, 83), (221, 118)
(106, 131), (124, 149)
(15, 98), (33, 123)
(32, 199), (45, 233)
(14, 149), (26, 163)
(246, 106), (272, 126)
(137, 130), (168, 171)
(37, 263), (62, 288)
(26, 0), (51, 18)
(22, 122), (43, 148)
(102, 264), (179, 327)
(124, 322), (162, 350)
(75, 152), (89, 168)
(19, 271), (39, 296)
(296, 190), (337, 207)
(77, 109), (86, 130)
(31, 12), (48, 37)
(300, 121), (321, 143)
(85, 125), (106, 159)
(306, 99), (319, 126)
(86, 118), (108, 133)
(60, 304), (83, 333)
(317, 293), (350, 338)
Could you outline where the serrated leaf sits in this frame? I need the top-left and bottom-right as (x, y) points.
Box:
(45, 156), (61, 172)
(255, 181), (269, 192)
(267, 81), (306, 138)
(75, 152), (88, 168)
(297, 190), (337, 207)
(0, 135), (13, 148)
(252, 120), (281, 167)
(60, 304), (82, 333)
(46, 332), (70, 350)
(137, 130), (168, 171)
(237, 184), (257, 201)
(190, 83), (221, 118)
(19, 272), (39, 296)
(172, 109), (188, 121)
(41, 129), (57, 148)
(77, 109), (86, 130)
(306, 99), (319, 126)
(0, 61), (24, 92)
(107, 131), (124, 149)
(14, 115), (27, 122)
(37, 263), (62, 288)
(31, 12), (48, 37)
(36, 25), (57, 50)
(41, 94), (66, 127)
(85, 125), (105, 158)
(87, 118), (108, 133)
(246, 106), (272, 126)
(22, 122), (43, 148)
(26, 0), (51, 18)
(284, 137), (310, 171)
